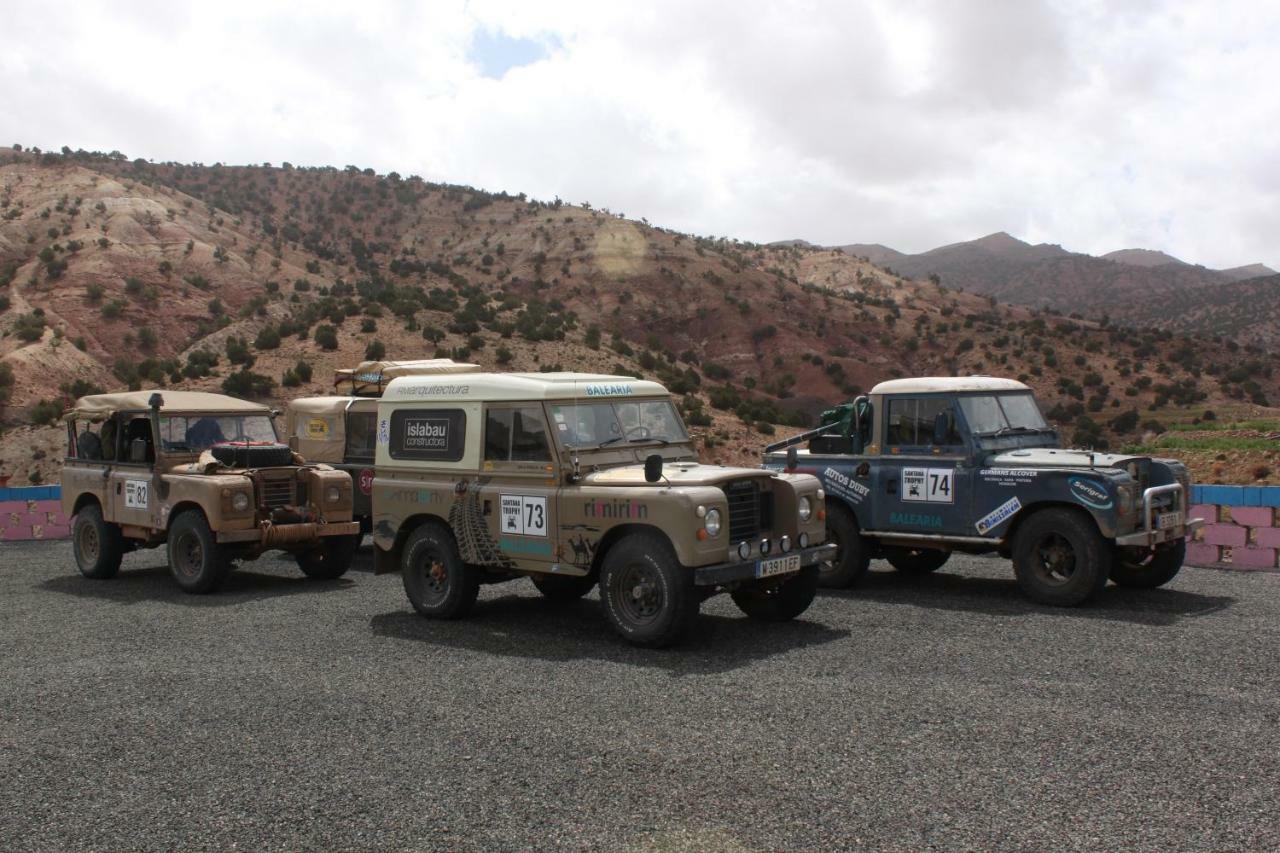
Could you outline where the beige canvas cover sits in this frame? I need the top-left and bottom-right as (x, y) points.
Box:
(68, 390), (270, 421)
(286, 396), (377, 463)
(334, 359), (480, 396)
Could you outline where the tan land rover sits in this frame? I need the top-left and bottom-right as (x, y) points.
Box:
(284, 360), (480, 531)
(61, 390), (360, 593)
(371, 372), (836, 647)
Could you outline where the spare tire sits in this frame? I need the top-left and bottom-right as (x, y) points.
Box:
(210, 441), (294, 468)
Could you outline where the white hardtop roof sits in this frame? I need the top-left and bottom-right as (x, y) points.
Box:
(288, 396), (378, 416)
(69, 390), (270, 420)
(871, 376), (1031, 395)
(382, 372), (671, 403)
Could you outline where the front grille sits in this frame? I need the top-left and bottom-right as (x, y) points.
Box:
(260, 475), (295, 509)
(725, 479), (764, 543)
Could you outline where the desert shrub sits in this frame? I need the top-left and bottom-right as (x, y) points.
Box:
(314, 324), (339, 350)
(294, 359), (313, 382)
(365, 339), (386, 360)
(254, 325), (281, 350)
(495, 345), (513, 365)
(221, 368), (275, 398)
(30, 399), (63, 426)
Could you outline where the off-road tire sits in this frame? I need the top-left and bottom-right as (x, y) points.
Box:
(599, 533), (699, 647)
(885, 547), (950, 575)
(730, 564), (819, 621)
(820, 502), (871, 588)
(1012, 508), (1111, 606)
(167, 510), (230, 594)
(296, 534), (359, 580)
(209, 442), (293, 468)
(1110, 539), (1185, 589)
(72, 503), (124, 579)
(401, 524), (479, 619)
(531, 572), (597, 601)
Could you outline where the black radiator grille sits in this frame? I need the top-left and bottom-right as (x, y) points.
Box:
(725, 479), (765, 542)
(260, 476), (295, 509)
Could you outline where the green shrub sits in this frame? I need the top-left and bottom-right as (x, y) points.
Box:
(314, 324), (339, 350)
(221, 368), (276, 398)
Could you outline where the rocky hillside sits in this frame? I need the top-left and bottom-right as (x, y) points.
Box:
(2, 146), (1278, 485)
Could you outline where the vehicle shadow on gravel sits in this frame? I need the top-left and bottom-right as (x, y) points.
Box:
(822, 567), (1233, 626)
(369, 594), (851, 674)
(39, 563), (356, 606)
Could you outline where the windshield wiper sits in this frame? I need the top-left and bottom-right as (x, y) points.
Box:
(597, 436), (626, 448)
(628, 436), (670, 446)
(993, 426), (1042, 437)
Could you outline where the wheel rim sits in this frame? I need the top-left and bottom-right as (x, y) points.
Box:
(415, 548), (450, 605)
(1030, 532), (1078, 585)
(821, 523), (843, 578)
(173, 530), (204, 578)
(77, 521), (100, 564)
(612, 562), (664, 626)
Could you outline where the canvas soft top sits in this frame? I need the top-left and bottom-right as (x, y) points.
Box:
(334, 359), (481, 396)
(67, 390), (270, 421)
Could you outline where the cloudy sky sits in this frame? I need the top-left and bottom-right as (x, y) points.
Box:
(3, 0), (1277, 268)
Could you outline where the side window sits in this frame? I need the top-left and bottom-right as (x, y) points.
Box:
(484, 405), (551, 462)
(345, 411), (376, 462)
(885, 398), (961, 450)
(388, 409), (466, 462)
(123, 416), (155, 464)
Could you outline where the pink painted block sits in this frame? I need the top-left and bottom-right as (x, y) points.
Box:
(1185, 542), (1222, 566)
(1231, 547), (1278, 569)
(1189, 505), (1218, 524)
(1256, 527), (1280, 548)
(0, 525), (34, 541)
(1228, 507), (1275, 528)
(34, 524), (71, 540)
(1203, 524), (1248, 547)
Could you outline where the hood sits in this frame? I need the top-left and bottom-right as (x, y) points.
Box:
(987, 448), (1145, 470)
(581, 460), (774, 488)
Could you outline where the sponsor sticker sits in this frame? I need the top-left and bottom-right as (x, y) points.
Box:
(378, 418), (390, 445)
(584, 383), (634, 397)
(979, 468), (1037, 487)
(902, 467), (954, 504)
(823, 466), (870, 503)
(124, 479), (149, 510)
(889, 511), (943, 528)
(305, 417), (330, 438)
(358, 468), (374, 496)
(976, 496), (1022, 535)
(1068, 476), (1113, 510)
(501, 494), (548, 537)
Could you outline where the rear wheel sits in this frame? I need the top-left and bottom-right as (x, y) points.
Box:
(401, 525), (479, 619)
(599, 533), (699, 647)
(1012, 508), (1111, 606)
(1111, 539), (1185, 589)
(731, 564), (819, 621)
(820, 503), (871, 588)
(296, 534), (359, 580)
(885, 547), (950, 574)
(531, 572), (596, 601)
(167, 511), (230, 594)
(72, 503), (124, 579)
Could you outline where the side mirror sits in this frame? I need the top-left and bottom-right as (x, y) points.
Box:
(643, 453), (664, 483)
(933, 411), (954, 445)
(785, 445), (798, 471)
(130, 438), (148, 464)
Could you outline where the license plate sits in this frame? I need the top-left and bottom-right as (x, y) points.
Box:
(756, 553), (801, 578)
(1157, 511), (1182, 530)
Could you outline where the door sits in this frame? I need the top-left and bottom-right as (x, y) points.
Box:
(872, 397), (970, 536)
(477, 403), (560, 569)
(107, 415), (158, 529)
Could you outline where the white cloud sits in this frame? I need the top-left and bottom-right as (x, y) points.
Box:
(1, 0), (1277, 268)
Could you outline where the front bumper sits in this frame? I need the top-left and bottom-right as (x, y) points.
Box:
(693, 543), (837, 586)
(1114, 482), (1204, 547)
(217, 520), (361, 545)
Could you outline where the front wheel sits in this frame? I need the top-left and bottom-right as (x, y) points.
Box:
(1012, 508), (1111, 606)
(731, 565), (819, 621)
(885, 547), (950, 574)
(167, 511), (230, 594)
(401, 525), (479, 619)
(72, 503), (124, 579)
(599, 533), (699, 647)
(1111, 539), (1185, 589)
(296, 534), (359, 580)
(531, 572), (596, 601)
(820, 503), (871, 588)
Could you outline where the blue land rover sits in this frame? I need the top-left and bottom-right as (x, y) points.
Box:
(763, 377), (1203, 606)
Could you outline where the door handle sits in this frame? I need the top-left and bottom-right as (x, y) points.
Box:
(886, 480), (897, 494)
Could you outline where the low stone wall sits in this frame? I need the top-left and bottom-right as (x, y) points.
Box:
(0, 486), (70, 542)
(1186, 485), (1280, 572)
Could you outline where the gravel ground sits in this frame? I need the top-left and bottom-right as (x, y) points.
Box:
(2, 542), (1278, 851)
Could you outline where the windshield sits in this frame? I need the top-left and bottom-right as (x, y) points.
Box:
(546, 399), (688, 448)
(958, 393), (1049, 435)
(159, 414), (278, 452)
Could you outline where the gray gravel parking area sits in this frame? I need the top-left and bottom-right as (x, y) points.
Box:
(2, 542), (1279, 851)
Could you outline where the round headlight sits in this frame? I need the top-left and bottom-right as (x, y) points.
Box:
(231, 492), (250, 512)
(780, 535), (792, 553)
(326, 486), (341, 503)
(798, 532), (810, 549)
(703, 507), (721, 537)
(737, 541), (751, 560)
(798, 496), (813, 522)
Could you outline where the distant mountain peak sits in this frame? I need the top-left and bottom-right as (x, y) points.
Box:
(972, 231), (1028, 252)
(1103, 248), (1187, 268)
(1219, 262), (1278, 282)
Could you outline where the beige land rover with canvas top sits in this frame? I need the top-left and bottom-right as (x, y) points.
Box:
(61, 390), (360, 593)
(371, 371), (835, 646)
